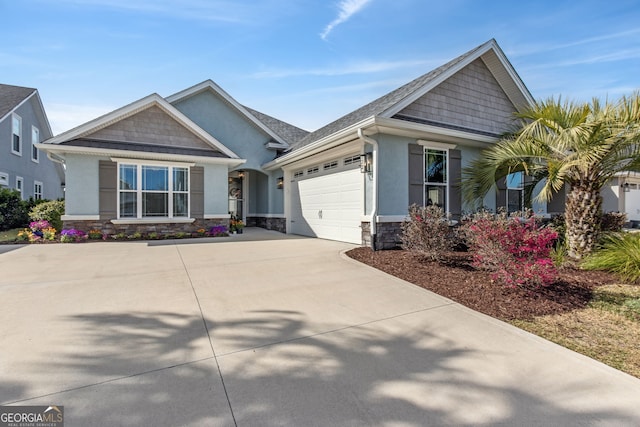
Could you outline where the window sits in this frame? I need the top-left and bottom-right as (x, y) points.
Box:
(307, 166), (319, 175)
(506, 172), (524, 213)
(118, 163), (190, 219)
(0, 172), (8, 188)
(323, 161), (338, 170)
(31, 126), (40, 162)
(424, 148), (447, 209)
(16, 177), (24, 199)
(34, 181), (43, 200)
(293, 170), (304, 178)
(12, 114), (22, 155)
(344, 155), (361, 166)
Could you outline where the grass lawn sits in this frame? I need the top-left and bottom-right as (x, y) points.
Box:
(512, 284), (640, 378)
(0, 228), (21, 243)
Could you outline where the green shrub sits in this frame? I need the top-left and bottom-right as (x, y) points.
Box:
(0, 189), (29, 230)
(583, 233), (640, 283)
(401, 204), (454, 262)
(29, 200), (65, 231)
(601, 212), (627, 232)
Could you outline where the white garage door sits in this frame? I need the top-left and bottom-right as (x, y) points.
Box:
(290, 159), (363, 244)
(625, 185), (640, 221)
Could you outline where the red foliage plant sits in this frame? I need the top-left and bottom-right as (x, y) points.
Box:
(463, 212), (558, 289)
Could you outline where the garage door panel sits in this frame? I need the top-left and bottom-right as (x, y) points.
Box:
(290, 167), (362, 244)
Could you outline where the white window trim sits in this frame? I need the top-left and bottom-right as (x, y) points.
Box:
(16, 176), (24, 199)
(116, 162), (191, 220)
(423, 146), (449, 213)
(31, 126), (40, 163)
(34, 180), (43, 200)
(11, 114), (22, 156)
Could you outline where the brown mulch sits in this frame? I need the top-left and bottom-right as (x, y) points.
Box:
(346, 247), (619, 321)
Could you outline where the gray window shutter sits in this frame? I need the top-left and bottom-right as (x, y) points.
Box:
(190, 166), (204, 218)
(408, 144), (423, 206)
(496, 176), (507, 211)
(99, 161), (117, 219)
(449, 149), (462, 219)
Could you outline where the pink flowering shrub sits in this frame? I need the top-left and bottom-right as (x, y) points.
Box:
(462, 211), (558, 288)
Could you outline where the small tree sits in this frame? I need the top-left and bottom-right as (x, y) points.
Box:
(0, 189), (29, 230)
(401, 204), (453, 262)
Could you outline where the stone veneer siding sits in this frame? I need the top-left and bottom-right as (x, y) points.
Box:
(62, 218), (229, 237)
(361, 221), (403, 250)
(246, 216), (286, 233)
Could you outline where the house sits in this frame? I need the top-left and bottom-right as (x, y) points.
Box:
(38, 39), (537, 247)
(0, 84), (64, 200)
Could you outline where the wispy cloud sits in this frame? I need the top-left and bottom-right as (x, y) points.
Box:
(320, 0), (373, 40)
(252, 58), (439, 79)
(46, 0), (269, 23)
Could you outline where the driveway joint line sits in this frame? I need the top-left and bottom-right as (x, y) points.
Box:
(0, 356), (216, 405)
(175, 245), (238, 427)
(217, 302), (456, 357)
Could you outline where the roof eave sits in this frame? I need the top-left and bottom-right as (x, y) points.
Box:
(262, 116), (377, 170)
(36, 142), (246, 167)
(43, 93), (240, 159)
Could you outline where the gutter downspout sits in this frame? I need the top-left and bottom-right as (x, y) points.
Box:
(358, 128), (378, 251)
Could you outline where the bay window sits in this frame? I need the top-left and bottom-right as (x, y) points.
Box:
(118, 163), (190, 219)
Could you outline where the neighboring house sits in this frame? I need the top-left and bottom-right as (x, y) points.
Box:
(0, 84), (64, 200)
(38, 39), (538, 247)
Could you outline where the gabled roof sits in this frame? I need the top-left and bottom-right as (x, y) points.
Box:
(0, 83), (36, 121)
(243, 106), (309, 146)
(43, 93), (240, 159)
(287, 39), (534, 152)
(166, 79), (295, 148)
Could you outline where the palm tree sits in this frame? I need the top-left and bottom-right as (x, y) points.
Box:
(462, 93), (640, 260)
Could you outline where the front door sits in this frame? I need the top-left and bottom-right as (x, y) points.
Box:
(229, 173), (244, 221)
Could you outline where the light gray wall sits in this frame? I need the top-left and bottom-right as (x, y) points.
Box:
(374, 134), (499, 216)
(268, 169), (284, 215)
(0, 95), (63, 200)
(64, 154), (101, 215)
(171, 91), (277, 170)
(203, 164), (229, 215)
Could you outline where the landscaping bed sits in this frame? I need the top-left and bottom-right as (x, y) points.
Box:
(346, 247), (640, 378)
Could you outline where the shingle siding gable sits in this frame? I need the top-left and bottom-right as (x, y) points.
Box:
(395, 58), (517, 136)
(87, 105), (218, 152)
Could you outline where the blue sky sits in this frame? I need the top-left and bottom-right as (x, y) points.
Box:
(2, 0), (639, 134)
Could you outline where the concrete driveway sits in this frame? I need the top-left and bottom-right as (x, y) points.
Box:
(1, 228), (640, 426)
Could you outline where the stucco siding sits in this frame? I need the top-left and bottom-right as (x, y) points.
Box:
(171, 91), (275, 169)
(268, 169), (284, 215)
(65, 154), (101, 215)
(376, 134), (411, 216)
(203, 163), (229, 215)
(88, 105), (216, 151)
(397, 58), (517, 135)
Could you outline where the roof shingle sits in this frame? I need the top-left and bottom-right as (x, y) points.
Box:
(0, 83), (36, 121)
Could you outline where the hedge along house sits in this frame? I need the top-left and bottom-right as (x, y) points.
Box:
(38, 39), (538, 245)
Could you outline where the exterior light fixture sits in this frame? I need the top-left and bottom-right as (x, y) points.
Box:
(360, 153), (373, 173)
(277, 176), (284, 189)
